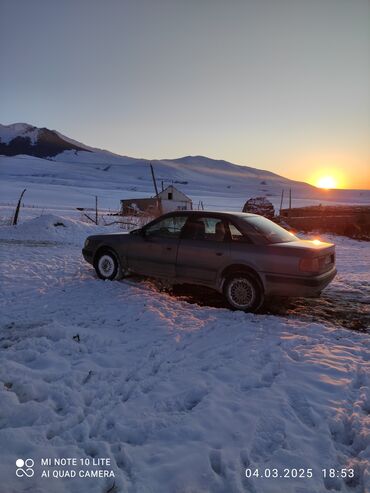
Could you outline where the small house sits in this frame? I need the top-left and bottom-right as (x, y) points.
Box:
(156, 185), (192, 213)
(120, 185), (192, 217)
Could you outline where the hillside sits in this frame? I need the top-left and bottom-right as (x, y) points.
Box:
(0, 122), (306, 183)
(1, 123), (369, 216)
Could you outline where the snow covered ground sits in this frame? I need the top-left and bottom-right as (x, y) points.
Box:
(1, 154), (370, 224)
(0, 215), (369, 493)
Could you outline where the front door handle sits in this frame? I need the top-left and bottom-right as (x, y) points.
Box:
(166, 247), (172, 251)
(216, 252), (223, 256)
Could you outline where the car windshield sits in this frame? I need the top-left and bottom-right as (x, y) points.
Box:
(242, 216), (297, 244)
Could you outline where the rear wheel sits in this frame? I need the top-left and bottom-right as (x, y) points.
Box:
(95, 250), (122, 280)
(223, 274), (263, 312)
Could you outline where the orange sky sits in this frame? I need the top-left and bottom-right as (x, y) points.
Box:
(2, 1), (369, 190)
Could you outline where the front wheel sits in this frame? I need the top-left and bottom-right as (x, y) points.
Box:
(223, 274), (264, 312)
(95, 250), (122, 280)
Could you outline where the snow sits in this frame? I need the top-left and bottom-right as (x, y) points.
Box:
(0, 145), (369, 491)
(0, 214), (120, 246)
(1, 154), (369, 225)
(0, 214), (369, 492)
(0, 123), (39, 145)
(1, 124), (369, 218)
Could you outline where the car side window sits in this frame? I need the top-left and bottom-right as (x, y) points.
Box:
(182, 217), (230, 242)
(228, 222), (250, 242)
(145, 216), (188, 239)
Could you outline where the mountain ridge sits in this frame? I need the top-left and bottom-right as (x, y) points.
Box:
(0, 122), (312, 188)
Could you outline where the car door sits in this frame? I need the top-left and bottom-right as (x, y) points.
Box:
(176, 216), (231, 282)
(127, 215), (188, 278)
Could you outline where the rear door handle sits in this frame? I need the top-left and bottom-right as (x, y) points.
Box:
(216, 252), (223, 256)
(166, 247), (172, 251)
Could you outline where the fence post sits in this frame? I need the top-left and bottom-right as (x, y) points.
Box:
(12, 189), (27, 225)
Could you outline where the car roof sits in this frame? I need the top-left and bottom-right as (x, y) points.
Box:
(165, 210), (258, 218)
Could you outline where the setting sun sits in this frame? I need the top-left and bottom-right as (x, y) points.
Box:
(306, 160), (349, 189)
(317, 176), (337, 189)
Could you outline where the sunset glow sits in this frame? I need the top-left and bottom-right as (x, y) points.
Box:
(308, 166), (348, 189)
(316, 176), (337, 189)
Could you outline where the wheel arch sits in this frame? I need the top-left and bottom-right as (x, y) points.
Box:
(220, 264), (265, 293)
(93, 245), (118, 268)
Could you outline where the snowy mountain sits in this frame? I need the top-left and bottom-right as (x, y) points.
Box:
(0, 123), (89, 158)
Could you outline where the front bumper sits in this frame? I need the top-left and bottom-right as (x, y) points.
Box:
(82, 248), (94, 264)
(264, 267), (337, 297)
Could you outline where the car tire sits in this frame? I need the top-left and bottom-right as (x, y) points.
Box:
(223, 273), (264, 312)
(95, 250), (123, 281)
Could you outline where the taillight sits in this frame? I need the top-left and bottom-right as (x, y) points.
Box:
(299, 257), (320, 273)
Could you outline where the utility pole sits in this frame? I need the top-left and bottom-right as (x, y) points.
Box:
(95, 196), (98, 225)
(150, 163), (162, 214)
(150, 163), (159, 196)
(289, 188), (292, 210)
(279, 189), (284, 215)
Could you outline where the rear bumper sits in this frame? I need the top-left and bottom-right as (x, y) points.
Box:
(264, 268), (337, 297)
(82, 248), (94, 264)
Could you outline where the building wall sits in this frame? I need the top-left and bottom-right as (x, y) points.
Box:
(283, 213), (370, 237)
(161, 200), (192, 213)
(121, 186), (192, 216)
(121, 198), (161, 216)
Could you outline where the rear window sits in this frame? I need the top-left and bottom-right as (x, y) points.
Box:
(242, 216), (297, 244)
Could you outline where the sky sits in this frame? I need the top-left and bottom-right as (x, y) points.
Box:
(0, 0), (369, 189)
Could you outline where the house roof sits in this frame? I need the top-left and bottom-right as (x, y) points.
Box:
(156, 185), (192, 202)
